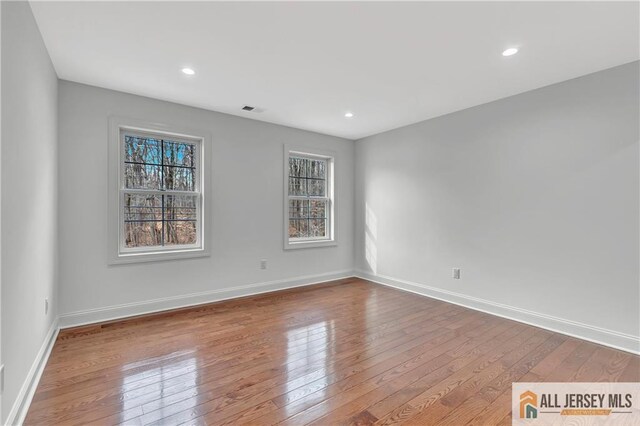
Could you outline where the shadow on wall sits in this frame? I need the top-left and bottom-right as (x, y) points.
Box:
(365, 203), (377, 274)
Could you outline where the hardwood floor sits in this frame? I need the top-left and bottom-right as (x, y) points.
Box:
(25, 278), (639, 425)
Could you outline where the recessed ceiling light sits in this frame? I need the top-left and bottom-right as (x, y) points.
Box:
(181, 67), (195, 75)
(502, 48), (519, 57)
(344, 112), (354, 118)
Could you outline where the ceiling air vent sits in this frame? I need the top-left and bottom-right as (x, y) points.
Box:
(242, 105), (256, 112)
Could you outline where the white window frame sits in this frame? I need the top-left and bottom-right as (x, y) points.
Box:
(284, 145), (336, 250)
(108, 116), (212, 264)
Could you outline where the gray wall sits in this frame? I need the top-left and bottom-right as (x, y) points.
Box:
(355, 62), (639, 343)
(58, 81), (354, 320)
(1, 2), (59, 422)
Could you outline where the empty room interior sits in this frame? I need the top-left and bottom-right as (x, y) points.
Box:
(1, 1), (639, 425)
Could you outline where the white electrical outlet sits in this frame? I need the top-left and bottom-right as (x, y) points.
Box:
(260, 259), (267, 270)
(45, 297), (49, 314)
(452, 268), (461, 279)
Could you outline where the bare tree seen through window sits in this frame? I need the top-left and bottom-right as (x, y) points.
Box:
(123, 135), (198, 248)
(288, 155), (328, 239)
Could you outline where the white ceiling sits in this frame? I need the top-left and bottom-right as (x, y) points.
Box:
(30, 1), (639, 140)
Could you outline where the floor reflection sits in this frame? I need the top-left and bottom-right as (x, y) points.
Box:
(119, 350), (198, 422)
(284, 320), (336, 414)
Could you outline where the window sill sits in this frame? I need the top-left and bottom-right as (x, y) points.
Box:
(284, 239), (337, 250)
(110, 248), (210, 265)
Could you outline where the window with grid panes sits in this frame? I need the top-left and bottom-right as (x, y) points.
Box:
(121, 132), (201, 252)
(287, 153), (333, 245)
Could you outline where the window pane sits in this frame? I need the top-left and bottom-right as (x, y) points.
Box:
(164, 166), (195, 191)
(307, 178), (326, 197)
(165, 195), (197, 220)
(163, 140), (196, 167)
(308, 159), (326, 179)
(288, 219), (308, 238)
(124, 193), (162, 221)
(309, 200), (327, 218)
(125, 221), (163, 248)
(124, 136), (162, 165)
(289, 199), (308, 218)
(288, 178), (306, 196)
(124, 163), (162, 189)
(164, 221), (197, 246)
(124, 136), (196, 191)
(286, 153), (331, 244)
(289, 157), (307, 178)
(309, 218), (326, 238)
(121, 131), (202, 253)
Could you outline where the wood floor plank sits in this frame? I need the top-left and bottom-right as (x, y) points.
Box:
(41, 284), (412, 387)
(620, 357), (640, 382)
(369, 328), (550, 425)
(23, 278), (639, 426)
(463, 338), (582, 426)
(117, 308), (483, 425)
(37, 292), (466, 425)
(280, 323), (528, 425)
(223, 317), (508, 426)
(405, 333), (566, 425)
(35, 287), (426, 404)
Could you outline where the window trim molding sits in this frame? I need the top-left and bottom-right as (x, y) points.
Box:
(108, 116), (212, 264)
(283, 145), (337, 250)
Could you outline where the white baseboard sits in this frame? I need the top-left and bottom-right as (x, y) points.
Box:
(356, 270), (640, 355)
(59, 270), (355, 329)
(5, 319), (59, 426)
